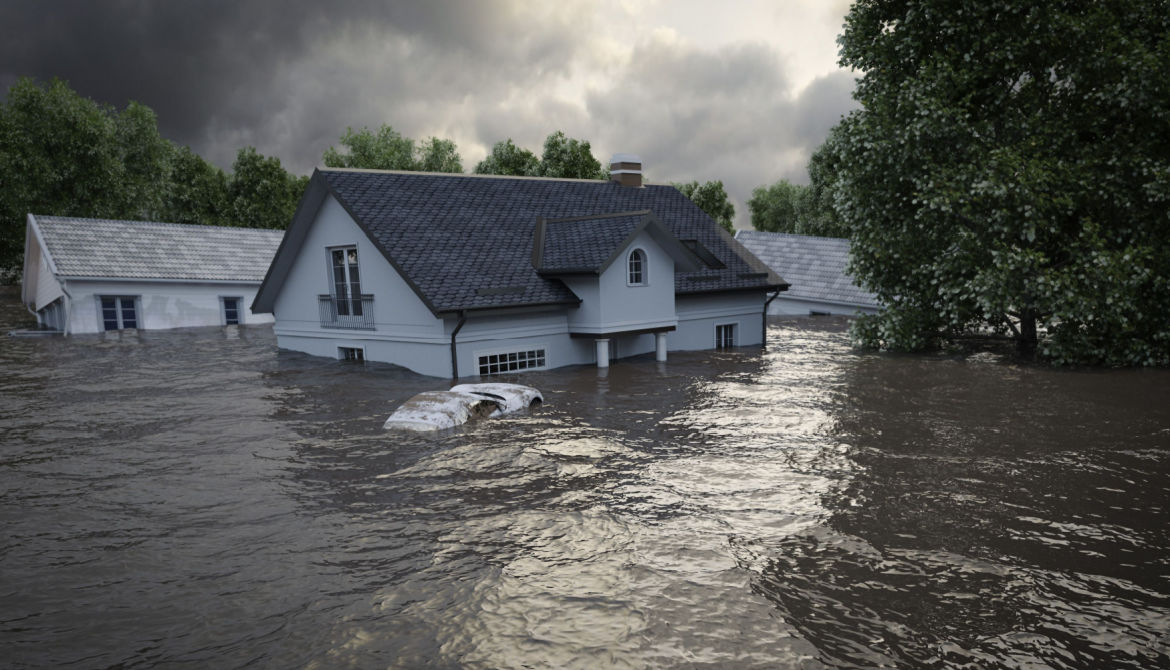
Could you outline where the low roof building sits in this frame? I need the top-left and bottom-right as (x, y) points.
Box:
(21, 214), (284, 334)
(734, 230), (880, 316)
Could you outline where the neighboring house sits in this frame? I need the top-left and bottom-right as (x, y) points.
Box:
(252, 156), (788, 378)
(21, 214), (284, 334)
(734, 230), (881, 316)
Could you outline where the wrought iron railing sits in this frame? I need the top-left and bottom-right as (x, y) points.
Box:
(318, 294), (375, 330)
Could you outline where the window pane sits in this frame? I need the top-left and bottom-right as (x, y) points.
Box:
(224, 298), (239, 325)
(120, 298), (137, 328)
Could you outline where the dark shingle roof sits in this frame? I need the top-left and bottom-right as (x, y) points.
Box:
(316, 169), (783, 313)
(33, 215), (283, 281)
(735, 230), (879, 308)
(536, 211), (650, 273)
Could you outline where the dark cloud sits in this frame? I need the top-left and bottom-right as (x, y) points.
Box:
(1, 1), (855, 226)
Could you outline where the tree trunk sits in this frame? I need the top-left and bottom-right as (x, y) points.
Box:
(1018, 309), (1038, 355)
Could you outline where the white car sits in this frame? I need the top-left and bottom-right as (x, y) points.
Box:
(383, 383), (543, 432)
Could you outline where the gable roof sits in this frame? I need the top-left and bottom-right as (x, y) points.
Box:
(255, 169), (786, 315)
(734, 230), (879, 308)
(30, 214), (284, 282)
(533, 210), (702, 275)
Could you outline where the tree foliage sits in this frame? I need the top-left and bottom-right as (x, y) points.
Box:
(0, 78), (308, 280)
(747, 177), (846, 238)
(475, 132), (607, 180)
(674, 180), (735, 234)
(228, 147), (309, 230)
(830, 0), (1170, 366)
(474, 138), (540, 176)
(322, 124), (463, 173)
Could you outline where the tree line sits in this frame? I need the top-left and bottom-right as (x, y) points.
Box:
(0, 77), (738, 281)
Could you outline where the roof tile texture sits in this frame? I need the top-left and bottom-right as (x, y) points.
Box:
(35, 216), (284, 282)
(734, 230), (879, 308)
(321, 170), (781, 312)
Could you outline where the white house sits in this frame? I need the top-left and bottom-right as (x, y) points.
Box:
(21, 214), (284, 334)
(734, 230), (881, 316)
(252, 156), (789, 378)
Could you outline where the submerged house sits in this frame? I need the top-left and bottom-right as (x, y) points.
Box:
(252, 156), (788, 377)
(734, 230), (880, 316)
(21, 214), (283, 334)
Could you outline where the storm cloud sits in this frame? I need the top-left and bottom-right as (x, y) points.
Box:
(0, 0), (856, 227)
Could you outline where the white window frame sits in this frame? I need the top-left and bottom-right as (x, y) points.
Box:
(474, 344), (549, 376)
(327, 245), (364, 319)
(220, 296), (244, 325)
(97, 295), (141, 331)
(714, 321), (738, 349)
(627, 248), (648, 286)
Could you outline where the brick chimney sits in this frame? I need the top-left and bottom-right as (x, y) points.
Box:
(609, 153), (643, 188)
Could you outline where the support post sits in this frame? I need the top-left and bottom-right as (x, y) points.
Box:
(655, 331), (667, 362)
(595, 338), (610, 368)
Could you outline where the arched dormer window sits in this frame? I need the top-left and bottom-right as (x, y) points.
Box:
(628, 248), (647, 286)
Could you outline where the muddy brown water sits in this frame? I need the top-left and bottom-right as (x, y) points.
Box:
(1, 288), (1168, 668)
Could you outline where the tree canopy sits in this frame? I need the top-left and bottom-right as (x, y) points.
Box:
(322, 124), (463, 173)
(747, 177), (846, 238)
(475, 132), (607, 180)
(474, 138), (540, 176)
(0, 78), (308, 280)
(828, 0), (1170, 366)
(674, 180), (735, 234)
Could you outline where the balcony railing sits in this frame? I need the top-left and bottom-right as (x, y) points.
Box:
(318, 294), (375, 330)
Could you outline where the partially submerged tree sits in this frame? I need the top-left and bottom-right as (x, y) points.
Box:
(831, 0), (1170, 365)
(674, 180), (735, 235)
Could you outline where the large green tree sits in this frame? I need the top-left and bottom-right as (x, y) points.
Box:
(160, 146), (230, 227)
(674, 180), (735, 234)
(831, 0), (1170, 365)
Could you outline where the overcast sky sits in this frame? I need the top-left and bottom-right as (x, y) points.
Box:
(1, 0), (857, 228)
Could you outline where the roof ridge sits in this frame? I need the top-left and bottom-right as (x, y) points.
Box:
(33, 215), (284, 236)
(319, 166), (661, 186)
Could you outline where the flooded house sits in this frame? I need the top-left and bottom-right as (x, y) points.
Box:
(20, 214), (283, 334)
(734, 230), (881, 316)
(251, 155), (788, 377)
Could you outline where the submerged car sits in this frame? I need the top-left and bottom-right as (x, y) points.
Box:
(383, 383), (543, 432)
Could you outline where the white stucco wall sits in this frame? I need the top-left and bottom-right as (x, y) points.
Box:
(674, 292), (765, 350)
(62, 279), (271, 334)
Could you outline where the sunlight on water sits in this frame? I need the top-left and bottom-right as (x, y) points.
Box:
(1, 293), (1168, 669)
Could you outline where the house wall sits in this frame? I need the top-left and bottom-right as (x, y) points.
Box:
(31, 242), (64, 312)
(768, 296), (880, 317)
(598, 231), (677, 330)
(673, 291), (765, 350)
(62, 279), (271, 334)
(271, 194), (452, 373)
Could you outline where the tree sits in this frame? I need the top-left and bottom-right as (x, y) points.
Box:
(748, 179), (847, 238)
(228, 147), (308, 230)
(831, 0), (1170, 366)
(160, 145), (230, 227)
(674, 180), (735, 234)
(0, 78), (159, 279)
(474, 138), (540, 176)
(322, 124), (416, 171)
(535, 131), (607, 179)
(415, 137), (463, 173)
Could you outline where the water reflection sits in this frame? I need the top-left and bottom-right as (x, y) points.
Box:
(2, 295), (1168, 669)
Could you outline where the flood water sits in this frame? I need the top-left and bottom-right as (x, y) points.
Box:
(2, 288), (1168, 669)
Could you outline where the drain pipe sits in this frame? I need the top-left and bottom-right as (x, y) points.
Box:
(450, 312), (467, 378)
(762, 287), (783, 348)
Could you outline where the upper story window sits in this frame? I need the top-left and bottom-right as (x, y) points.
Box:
(627, 248), (647, 286)
(330, 246), (363, 316)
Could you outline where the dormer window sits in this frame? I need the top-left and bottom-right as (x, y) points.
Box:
(628, 248), (647, 286)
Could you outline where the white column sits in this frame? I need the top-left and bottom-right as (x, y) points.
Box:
(596, 338), (610, 368)
(655, 331), (668, 362)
